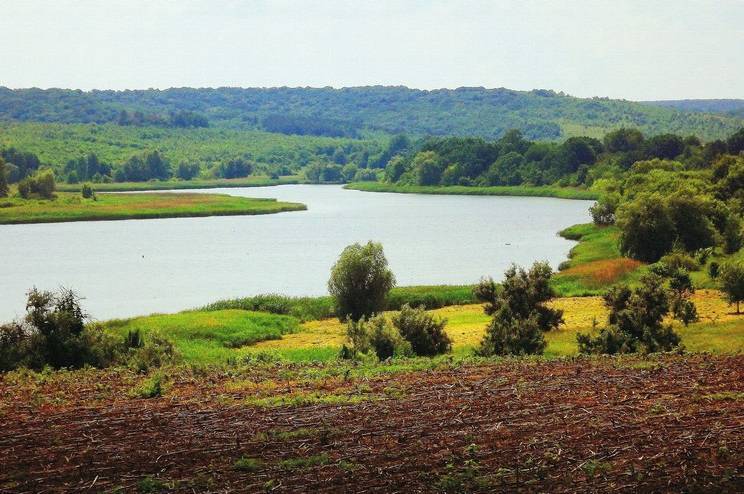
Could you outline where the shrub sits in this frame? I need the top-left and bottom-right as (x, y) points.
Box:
(708, 261), (721, 279)
(659, 251), (700, 272)
(81, 183), (95, 199)
(126, 334), (179, 372)
(668, 270), (699, 326)
(342, 314), (411, 360)
(479, 312), (546, 356)
(328, 241), (395, 321)
(577, 275), (681, 354)
(17, 169), (56, 199)
(391, 304), (451, 356)
(0, 288), (123, 371)
(589, 193), (620, 226)
(476, 262), (563, 356)
(719, 262), (744, 314)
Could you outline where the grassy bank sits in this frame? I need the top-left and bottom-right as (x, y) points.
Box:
(99, 289), (743, 365)
(105, 310), (299, 364)
(345, 182), (599, 200)
(56, 175), (301, 192)
(552, 223), (646, 296)
(200, 284), (476, 322)
(0, 192), (306, 224)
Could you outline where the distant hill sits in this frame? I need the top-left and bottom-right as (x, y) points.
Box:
(644, 99), (744, 119)
(0, 86), (742, 141)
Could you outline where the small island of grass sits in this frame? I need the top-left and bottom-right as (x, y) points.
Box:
(0, 191), (306, 224)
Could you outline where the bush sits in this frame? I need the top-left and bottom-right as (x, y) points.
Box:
(81, 183), (95, 199)
(391, 304), (451, 356)
(342, 314), (411, 360)
(476, 262), (563, 356)
(16, 169), (56, 199)
(708, 261), (721, 279)
(0, 288), (114, 371)
(589, 193), (620, 226)
(328, 241), (396, 321)
(201, 293), (334, 322)
(577, 275), (681, 354)
(668, 269), (699, 326)
(719, 262), (744, 314)
(659, 251), (700, 272)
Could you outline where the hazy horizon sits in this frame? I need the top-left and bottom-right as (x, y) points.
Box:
(1, 0), (743, 101)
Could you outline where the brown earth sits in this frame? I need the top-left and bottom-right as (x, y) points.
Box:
(1, 355), (743, 493)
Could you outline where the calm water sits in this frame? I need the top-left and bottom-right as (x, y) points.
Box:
(0, 185), (591, 321)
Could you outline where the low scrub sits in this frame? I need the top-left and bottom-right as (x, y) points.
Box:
(577, 274), (681, 354)
(391, 304), (451, 356)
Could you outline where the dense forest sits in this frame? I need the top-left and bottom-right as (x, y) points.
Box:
(1, 86), (743, 140)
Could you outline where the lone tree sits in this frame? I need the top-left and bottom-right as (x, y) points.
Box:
(577, 274), (681, 354)
(475, 261), (564, 356)
(328, 241), (395, 321)
(719, 262), (744, 314)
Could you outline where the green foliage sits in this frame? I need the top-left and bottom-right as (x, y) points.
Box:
(668, 270), (699, 326)
(328, 241), (396, 322)
(2, 86), (741, 140)
(216, 158), (253, 179)
(590, 193), (620, 226)
(80, 183), (94, 199)
(18, 168), (56, 199)
(233, 457), (263, 472)
(0, 288), (110, 371)
(476, 262), (563, 356)
(175, 161), (200, 180)
(617, 195), (676, 262)
(719, 262), (744, 313)
(131, 373), (165, 398)
(343, 314), (411, 360)
(0, 159), (8, 197)
(577, 275), (681, 354)
(391, 304), (451, 356)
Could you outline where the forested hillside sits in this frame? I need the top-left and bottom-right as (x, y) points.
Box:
(645, 99), (744, 119)
(1, 86), (743, 140)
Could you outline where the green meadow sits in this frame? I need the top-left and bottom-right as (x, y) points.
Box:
(0, 191), (305, 224)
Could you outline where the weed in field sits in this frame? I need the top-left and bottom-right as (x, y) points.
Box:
(137, 476), (170, 493)
(130, 373), (164, 399)
(279, 453), (330, 470)
(233, 456), (263, 472)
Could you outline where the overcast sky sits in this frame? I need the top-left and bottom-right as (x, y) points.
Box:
(1, 0), (742, 100)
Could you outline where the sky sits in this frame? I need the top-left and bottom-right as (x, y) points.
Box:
(1, 0), (742, 101)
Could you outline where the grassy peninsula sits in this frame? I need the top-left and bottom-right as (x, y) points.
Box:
(0, 192), (305, 224)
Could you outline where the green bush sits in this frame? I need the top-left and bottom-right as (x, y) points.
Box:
(0, 288), (121, 371)
(391, 304), (451, 356)
(577, 275), (681, 354)
(476, 262), (563, 356)
(81, 182), (95, 199)
(342, 314), (411, 360)
(16, 169), (56, 199)
(719, 262), (744, 314)
(589, 193), (620, 226)
(659, 251), (700, 272)
(0, 159), (8, 198)
(328, 241), (395, 321)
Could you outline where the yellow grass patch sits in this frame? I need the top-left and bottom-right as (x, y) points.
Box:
(253, 290), (744, 357)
